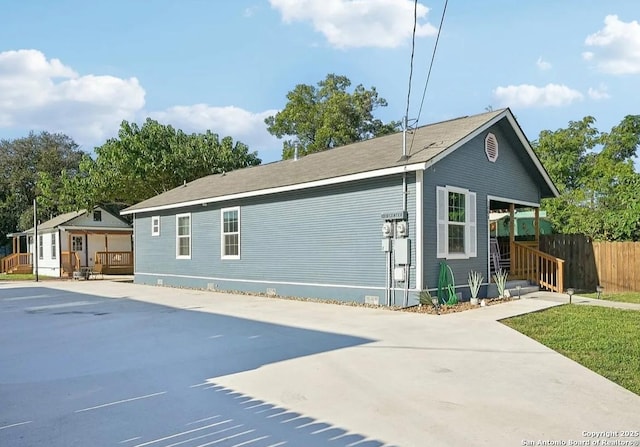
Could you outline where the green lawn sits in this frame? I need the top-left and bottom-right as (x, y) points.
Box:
(502, 305), (640, 396)
(0, 273), (55, 281)
(579, 291), (640, 304)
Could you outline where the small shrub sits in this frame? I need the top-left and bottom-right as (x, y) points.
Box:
(418, 289), (433, 306)
(493, 269), (509, 297)
(468, 270), (483, 299)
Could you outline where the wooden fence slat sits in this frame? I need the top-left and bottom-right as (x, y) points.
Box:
(540, 235), (640, 292)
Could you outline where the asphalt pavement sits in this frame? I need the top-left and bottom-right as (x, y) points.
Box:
(1, 280), (638, 447)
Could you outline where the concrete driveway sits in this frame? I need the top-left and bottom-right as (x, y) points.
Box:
(1, 280), (638, 447)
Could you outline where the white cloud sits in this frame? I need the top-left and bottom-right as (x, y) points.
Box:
(583, 15), (640, 74)
(243, 5), (259, 17)
(0, 49), (145, 147)
(150, 105), (282, 161)
(493, 83), (584, 108)
(536, 57), (551, 71)
(269, 0), (437, 48)
(587, 86), (610, 100)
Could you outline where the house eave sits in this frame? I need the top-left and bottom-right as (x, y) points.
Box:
(121, 162), (428, 215)
(425, 109), (560, 198)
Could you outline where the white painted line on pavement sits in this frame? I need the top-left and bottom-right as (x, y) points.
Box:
(189, 382), (208, 388)
(208, 335), (223, 339)
(263, 442), (286, 447)
(132, 420), (234, 447)
(194, 429), (255, 447)
(26, 301), (95, 311)
(232, 435), (269, 447)
(186, 415), (221, 425)
(75, 391), (166, 413)
(4, 294), (51, 301)
(248, 335), (261, 339)
(119, 437), (142, 444)
(163, 424), (244, 447)
(0, 420), (32, 430)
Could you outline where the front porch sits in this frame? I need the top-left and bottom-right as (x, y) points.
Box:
(489, 201), (565, 293)
(61, 230), (134, 277)
(0, 233), (32, 274)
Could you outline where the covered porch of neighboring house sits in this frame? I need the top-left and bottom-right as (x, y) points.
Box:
(60, 228), (134, 278)
(488, 198), (564, 293)
(0, 233), (33, 274)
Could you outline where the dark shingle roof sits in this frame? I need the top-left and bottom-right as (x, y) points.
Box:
(122, 109), (555, 214)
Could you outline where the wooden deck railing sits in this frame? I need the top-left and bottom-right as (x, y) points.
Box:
(512, 242), (565, 293)
(61, 251), (81, 274)
(95, 251), (133, 267)
(1, 253), (32, 273)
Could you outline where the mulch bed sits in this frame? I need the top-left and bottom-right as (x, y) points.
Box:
(401, 297), (514, 314)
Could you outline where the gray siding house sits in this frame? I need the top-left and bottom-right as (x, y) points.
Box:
(122, 109), (559, 306)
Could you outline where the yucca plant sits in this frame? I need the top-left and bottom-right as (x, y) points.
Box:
(468, 270), (483, 303)
(493, 269), (509, 298)
(418, 289), (433, 307)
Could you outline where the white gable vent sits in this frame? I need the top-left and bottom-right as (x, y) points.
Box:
(485, 133), (498, 162)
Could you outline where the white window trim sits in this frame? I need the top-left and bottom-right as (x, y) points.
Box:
(221, 206), (241, 260)
(176, 213), (191, 260)
(151, 216), (160, 236)
(436, 185), (477, 260)
(38, 235), (44, 260)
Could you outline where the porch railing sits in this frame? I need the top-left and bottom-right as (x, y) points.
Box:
(61, 251), (81, 274)
(0, 253), (32, 273)
(512, 242), (565, 293)
(95, 251), (133, 267)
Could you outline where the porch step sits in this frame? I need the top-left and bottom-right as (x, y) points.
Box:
(505, 280), (539, 298)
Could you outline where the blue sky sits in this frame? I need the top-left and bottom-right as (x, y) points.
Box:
(1, 0), (639, 163)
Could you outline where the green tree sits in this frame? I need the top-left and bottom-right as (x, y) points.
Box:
(533, 115), (640, 241)
(47, 118), (261, 211)
(0, 132), (86, 244)
(265, 74), (400, 159)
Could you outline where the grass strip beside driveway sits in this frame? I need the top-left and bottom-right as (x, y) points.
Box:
(580, 292), (640, 305)
(502, 305), (640, 396)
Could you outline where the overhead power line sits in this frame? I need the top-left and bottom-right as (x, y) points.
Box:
(409, 0), (449, 154)
(404, 0), (419, 126)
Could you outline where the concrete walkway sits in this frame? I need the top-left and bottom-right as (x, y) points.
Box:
(4, 280), (639, 447)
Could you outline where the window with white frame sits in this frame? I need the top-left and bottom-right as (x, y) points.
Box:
(38, 235), (43, 260)
(151, 216), (160, 236)
(176, 213), (191, 259)
(221, 207), (240, 259)
(51, 233), (57, 259)
(436, 186), (477, 259)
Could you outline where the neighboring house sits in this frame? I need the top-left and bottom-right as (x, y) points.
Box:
(122, 108), (560, 305)
(490, 210), (554, 237)
(2, 207), (134, 277)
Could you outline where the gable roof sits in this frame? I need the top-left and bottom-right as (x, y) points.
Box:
(25, 207), (132, 233)
(122, 108), (558, 215)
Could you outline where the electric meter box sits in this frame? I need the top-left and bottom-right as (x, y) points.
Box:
(381, 238), (391, 252)
(394, 238), (411, 265)
(393, 266), (405, 282)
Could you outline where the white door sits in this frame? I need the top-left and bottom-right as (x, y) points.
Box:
(71, 235), (87, 267)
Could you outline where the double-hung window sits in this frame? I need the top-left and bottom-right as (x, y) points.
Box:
(221, 207), (240, 259)
(38, 235), (44, 260)
(436, 186), (477, 259)
(176, 213), (191, 259)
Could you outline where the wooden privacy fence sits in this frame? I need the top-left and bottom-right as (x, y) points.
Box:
(540, 234), (640, 292)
